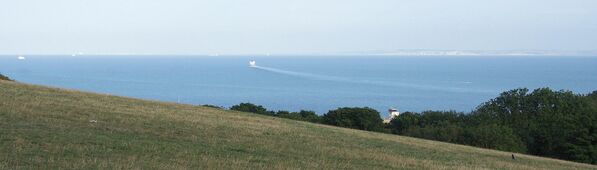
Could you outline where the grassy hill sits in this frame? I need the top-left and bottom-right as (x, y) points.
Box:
(1, 80), (595, 169)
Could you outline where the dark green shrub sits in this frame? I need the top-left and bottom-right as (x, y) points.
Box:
(201, 104), (223, 109)
(0, 73), (11, 81)
(276, 110), (322, 123)
(323, 107), (384, 132)
(231, 103), (272, 115)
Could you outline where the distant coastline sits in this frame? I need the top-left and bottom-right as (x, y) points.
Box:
(346, 50), (597, 57)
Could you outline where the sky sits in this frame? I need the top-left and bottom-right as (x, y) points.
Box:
(1, 0), (596, 55)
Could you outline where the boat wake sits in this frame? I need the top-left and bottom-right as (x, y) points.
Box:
(252, 65), (494, 94)
(252, 66), (348, 82)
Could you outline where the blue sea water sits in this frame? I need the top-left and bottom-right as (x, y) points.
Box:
(1, 55), (596, 117)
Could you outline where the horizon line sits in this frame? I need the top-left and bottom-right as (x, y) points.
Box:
(2, 49), (597, 57)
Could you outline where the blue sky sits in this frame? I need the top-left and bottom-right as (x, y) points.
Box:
(1, 0), (596, 54)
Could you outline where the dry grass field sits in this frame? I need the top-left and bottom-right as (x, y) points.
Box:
(1, 80), (595, 169)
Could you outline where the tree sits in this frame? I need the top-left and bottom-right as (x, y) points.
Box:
(475, 88), (529, 127)
(230, 103), (271, 115)
(322, 107), (384, 132)
(275, 110), (322, 123)
(588, 91), (597, 105)
(390, 111), (466, 143)
(275, 110), (300, 119)
(417, 111), (465, 127)
(462, 124), (527, 153)
(389, 112), (420, 134)
(473, 88), (597, 163)
(201, 104), (223, 109)
(298, 110), (322, 123)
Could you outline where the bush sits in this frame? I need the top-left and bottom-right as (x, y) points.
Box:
(201, 104), (223, 109)
(389, 112), (420, 134)
(297, 110), (322, 123)
(462, 124), (527, 153)
(0, 73), (11, 81)
(322, 107), (384, 132)
(276, 110), (321, 123)
(230, 103), (272, 115)
(230, 103), (321, 123)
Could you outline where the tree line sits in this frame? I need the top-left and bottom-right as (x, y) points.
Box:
(224, 88), (597, 164)
(390, 88), (597, 164)
(228, 103), (384, 131)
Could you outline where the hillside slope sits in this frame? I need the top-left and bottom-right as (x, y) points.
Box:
(0, 80), (595, 169)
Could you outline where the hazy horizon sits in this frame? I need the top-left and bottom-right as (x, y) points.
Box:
(2, 0), (596, 55)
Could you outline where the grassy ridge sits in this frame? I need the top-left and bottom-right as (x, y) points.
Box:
(0, 80), (595, 169)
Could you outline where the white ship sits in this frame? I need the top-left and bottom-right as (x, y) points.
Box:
(249, 60), (256, 67)
(17, 56), (26, 60)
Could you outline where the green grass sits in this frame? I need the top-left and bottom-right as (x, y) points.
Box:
(1, 80), (595, 169)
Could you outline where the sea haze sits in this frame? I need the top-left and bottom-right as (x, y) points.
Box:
(1, 55), (596, 117)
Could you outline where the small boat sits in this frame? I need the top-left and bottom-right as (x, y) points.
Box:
(249, 60), (256, 67)
(17, 56), (26, 60)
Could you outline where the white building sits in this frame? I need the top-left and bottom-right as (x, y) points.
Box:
(383, 108), (400, 123)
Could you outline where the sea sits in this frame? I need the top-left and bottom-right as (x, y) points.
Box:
(1, 55), (596, 117)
